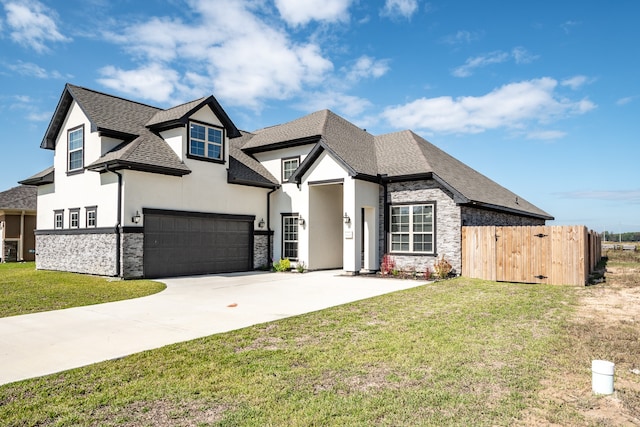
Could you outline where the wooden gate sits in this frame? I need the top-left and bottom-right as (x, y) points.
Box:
(462, 225), (601, 285)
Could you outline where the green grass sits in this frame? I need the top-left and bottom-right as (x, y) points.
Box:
(0, 262), (166, 317)
(0, 278), (577, 426)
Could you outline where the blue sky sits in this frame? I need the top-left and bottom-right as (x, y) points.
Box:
(1, 0), (638, 233)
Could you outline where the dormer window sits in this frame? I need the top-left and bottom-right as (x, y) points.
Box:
(68, 125), (84, 172)
(188, 121), (224, 162)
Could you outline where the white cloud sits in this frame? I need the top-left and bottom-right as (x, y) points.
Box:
(3, 0), (70, 52)
(344, 55), (390, 82)
(297, 91), (372, 116)
(616, 96), (636, 106)
(512, 47), (538, 64)
(97, 63), (182, 103)
(452, 48), (538, 77)
(274, 0), (352, 26)
(526, 130), (566, 140)
(6, 60), (65, 78)
(440, 30), (481, 45)
(452, 51), (509, 78)
(381, 0), (419, 20)
(561, 75), (590, 90)
(380, 77), (596, 134)
(100, 0), (334, 108)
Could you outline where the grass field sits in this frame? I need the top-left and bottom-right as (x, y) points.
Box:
(0, 262), (165, 317)
(0, 252), (637, 426)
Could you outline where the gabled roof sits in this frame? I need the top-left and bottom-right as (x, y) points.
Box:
(40, 84), (241, 177)
(19, 166), (54, 186)
(146, 95), (241, 138)
(0, 185), (37, 211)
(243, 109), (378, 179)
(242, 110), (551, 220)
(375, 131), (553, 219)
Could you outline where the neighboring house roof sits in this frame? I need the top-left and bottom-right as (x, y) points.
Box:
(0, 185), (37, 211)
(19, 166), (54, 186)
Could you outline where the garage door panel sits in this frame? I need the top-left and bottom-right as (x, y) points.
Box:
(143, 212), (252, 278)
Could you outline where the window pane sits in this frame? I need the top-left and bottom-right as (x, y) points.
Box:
(191, 124), (205, 140)
(69, 129), (83, 150)
(207, 144), (221, 159)
(208, 129), (222, 143)
(69, 151), (83, 170)
(190, 140), (204, 156)
(282, 215), (299, 259)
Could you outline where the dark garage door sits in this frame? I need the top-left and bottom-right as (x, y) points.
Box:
(143, 210), (253, 278)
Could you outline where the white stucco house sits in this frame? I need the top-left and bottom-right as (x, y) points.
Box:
(21, 84), (553, 278)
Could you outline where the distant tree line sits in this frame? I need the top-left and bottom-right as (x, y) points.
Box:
(601, 231), (640, 242)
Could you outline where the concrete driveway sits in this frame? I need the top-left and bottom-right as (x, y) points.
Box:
(0, 270), (425, 386)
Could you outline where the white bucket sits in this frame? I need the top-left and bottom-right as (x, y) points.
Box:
(592, 360), (615, 395)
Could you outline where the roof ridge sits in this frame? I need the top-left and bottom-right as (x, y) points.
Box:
(66, 83), (162, 111)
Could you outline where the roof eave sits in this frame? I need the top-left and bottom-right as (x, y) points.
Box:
(243, 135), (321, 154)
(462, 200), (555, 221)
(87, 160), (191, 177)
(289, 140), (358, 184)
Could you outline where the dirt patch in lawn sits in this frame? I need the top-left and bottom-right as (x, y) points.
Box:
(521, 258), (640, 426)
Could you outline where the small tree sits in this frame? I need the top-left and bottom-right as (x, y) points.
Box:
(380, 254), (396, 275)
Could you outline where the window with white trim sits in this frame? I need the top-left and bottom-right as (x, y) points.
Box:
(390, 204), (434, 253)
(54, 210), (64, 229)
(86, 207), (97, 228)
(68, 126), (84, 171)
(189, 122), (223, 161)
(282, 157), (300, 182)
(282, 215), (299, 260)
(69, 209), (80, 229)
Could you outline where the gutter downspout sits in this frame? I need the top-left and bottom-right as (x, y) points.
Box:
(106, 166), (123, 277)
(381, 175), (388, 257)
(266, 186), (278, 265)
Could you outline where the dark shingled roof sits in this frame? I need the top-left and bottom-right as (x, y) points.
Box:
(228, 133), (279, 187)
(19, 166), (54, 186)
(243, 110), (552, 220)
(375, 131), (553, 219)
(0, 185), (37, 211)
(243, 110), (378, 178)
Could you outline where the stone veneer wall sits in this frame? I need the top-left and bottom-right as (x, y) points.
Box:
(380, 180), (462, 274)
(36, 231), (118, 276)
(253, 232), (272, 269)
(461, 206), (546, 226)
(121, 231), (144, 279)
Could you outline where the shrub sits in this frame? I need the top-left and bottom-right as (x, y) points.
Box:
(423, 267), (432, 280)
(273, 258), (291, 272)
(380, 254), (396, 275)
(296, 261), (306, 273)
(433, 256), (452, 279)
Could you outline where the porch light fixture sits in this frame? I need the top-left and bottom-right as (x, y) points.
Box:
(132, 210), (141, 224)
(343, 212), (351, 224)
(258, 218), (265, 228)
(298, 215), (305, 226)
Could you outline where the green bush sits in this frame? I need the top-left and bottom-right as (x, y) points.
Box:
(273, 258), (291, 272)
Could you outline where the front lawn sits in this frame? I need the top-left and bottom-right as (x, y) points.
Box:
(0, 262), (165, 317)
(0, 277), (579, 426)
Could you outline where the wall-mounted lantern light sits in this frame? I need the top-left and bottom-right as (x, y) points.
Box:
(258, 218), (265, 228)
(343, 212), (351, 224)
(298, 215), (306, 226)
(132, 210), (141, 224)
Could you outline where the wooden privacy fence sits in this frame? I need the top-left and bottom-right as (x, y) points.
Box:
(462, 225), (602, 286)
